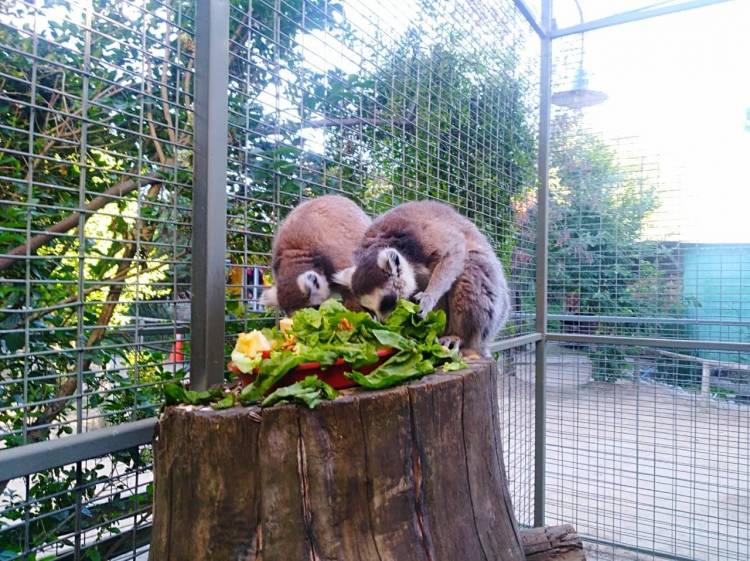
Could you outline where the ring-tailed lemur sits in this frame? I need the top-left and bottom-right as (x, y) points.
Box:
(333, 200), (510, 357)
(259, 195), (371, 314)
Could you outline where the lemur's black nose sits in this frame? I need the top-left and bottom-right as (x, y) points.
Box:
(380, 292), (397, 315)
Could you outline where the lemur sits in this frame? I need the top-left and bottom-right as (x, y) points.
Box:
(333, 200), (510, 357)
(259, 195), (371, 314)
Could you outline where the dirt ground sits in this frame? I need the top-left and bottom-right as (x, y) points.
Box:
(500, 345), (750, 561)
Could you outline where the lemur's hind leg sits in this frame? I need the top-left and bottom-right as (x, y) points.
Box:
(445, 249), (509, 358)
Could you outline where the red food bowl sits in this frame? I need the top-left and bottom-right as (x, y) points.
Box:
(228, 347), (396, 391)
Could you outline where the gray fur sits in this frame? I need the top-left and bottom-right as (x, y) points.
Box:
(262, 195), (371, 314)
(336, 200), (510, 356)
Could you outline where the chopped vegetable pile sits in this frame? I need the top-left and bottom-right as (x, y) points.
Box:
(164, 298), (466, 410)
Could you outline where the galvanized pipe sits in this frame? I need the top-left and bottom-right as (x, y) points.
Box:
(534, 0), (553, 529)
(191, 0), (231, 390)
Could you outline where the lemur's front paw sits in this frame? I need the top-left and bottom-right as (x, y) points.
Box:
(439, 335), (462, 353)
(460, 348), (483, 362)
(413, 292), (436, 318)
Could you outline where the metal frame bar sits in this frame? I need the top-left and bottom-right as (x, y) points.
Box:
(546, 332), (750, 353)
(551, 0), (732, 38)
(490, 332), (543, 353)
(546, 313), (750, 328)
(0, 418), (156, 483)
(191, 0), (231, 390)
(513, 0), (546, 39)
(534, 0), (553, 529)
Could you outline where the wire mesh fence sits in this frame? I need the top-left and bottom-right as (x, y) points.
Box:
(545, 342), (750, 561)
(545, 4), (750, 560)
(0, 0), (193, 446)
(0, 0), (192, 557)
(223, 0), (541, 342)
(1, 0), (748, 560)
(1, 0), (540, 557)
(0, 446), (153, 561)
(1, 444), (152, 560)
(498, 341), (537, 528)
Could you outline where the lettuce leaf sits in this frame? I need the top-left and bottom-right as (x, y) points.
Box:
(262, 375), (339, 409)
(230, 349), (264, 374)
(240, 347), (339, 404)
(371, 329), (417, 352)
(347, 350), (435, 390)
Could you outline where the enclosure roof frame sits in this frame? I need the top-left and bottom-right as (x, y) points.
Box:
(550, 0), (734, 38)
(514, 0), (547, 38)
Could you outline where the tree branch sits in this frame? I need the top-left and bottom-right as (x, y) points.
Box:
(0, 177), (158, 270)
(253, 109), (417, 137)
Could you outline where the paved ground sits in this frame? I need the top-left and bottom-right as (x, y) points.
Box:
(500, 345), (750, 561)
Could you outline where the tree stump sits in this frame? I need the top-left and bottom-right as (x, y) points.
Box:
(149, 362), (550, 561)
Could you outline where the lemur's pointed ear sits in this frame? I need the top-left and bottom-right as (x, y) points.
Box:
(259, 285), (278, 307)
(332, 266), (356, 288)
(377, 248), (403, 277)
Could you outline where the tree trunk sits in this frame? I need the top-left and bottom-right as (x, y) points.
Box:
(149, 362), (559, 561)
(520, 525), (586, 561)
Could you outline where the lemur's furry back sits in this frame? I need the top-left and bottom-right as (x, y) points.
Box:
(260, 195), (371, 314)
(334, 200), (510, 357)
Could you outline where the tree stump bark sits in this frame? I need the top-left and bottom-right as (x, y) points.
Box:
(520, 525), (586, 561)
(149, 362), (530, 560)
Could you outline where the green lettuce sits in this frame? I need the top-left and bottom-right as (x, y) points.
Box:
(262, 375), (339, 409)
(165, 297), (467, 410)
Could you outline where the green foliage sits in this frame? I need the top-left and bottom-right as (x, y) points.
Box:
(653, 357), (702, 388)
(589, 346), (633, 383)
(262, 375), (339, 409)
(531, 113), (686, 381)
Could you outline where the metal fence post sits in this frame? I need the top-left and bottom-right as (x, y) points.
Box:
(191, 0), (230, 390)
(535, 0), (552, 528)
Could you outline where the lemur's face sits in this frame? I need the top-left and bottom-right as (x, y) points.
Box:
(333, 248), (416, 321)
(259, 270), (330, 314)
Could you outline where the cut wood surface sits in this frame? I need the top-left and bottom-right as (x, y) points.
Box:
(149, 361), (578, 561)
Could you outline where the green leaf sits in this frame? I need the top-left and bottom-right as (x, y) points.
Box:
(442, 360), (467, 372)
(371, 329), (416, 351)
(262, 375), (338, 409)
(163, 383), (186, 406)
(239, 352), (309, 404)
(184, 390), (213, 405)
(347, 351), (432, 390)
(212, 394), (236, 410)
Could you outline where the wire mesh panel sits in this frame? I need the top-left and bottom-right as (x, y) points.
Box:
(545, 3), (750, 559)
(0, 0), (193, 557)
(0, 444), (152, 560)
(222, 0), (542, 527)
(222, 0), (540, 337)
(497, 341), (537, 528)
(0, 0), (193, 444)
(546, 342), (750, 561)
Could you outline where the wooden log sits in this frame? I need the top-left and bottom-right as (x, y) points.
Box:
(149, 361), (526, 561)
(520, 524), (586, 561)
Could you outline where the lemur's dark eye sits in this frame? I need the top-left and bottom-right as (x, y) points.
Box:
(380, 292), (397, 314)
